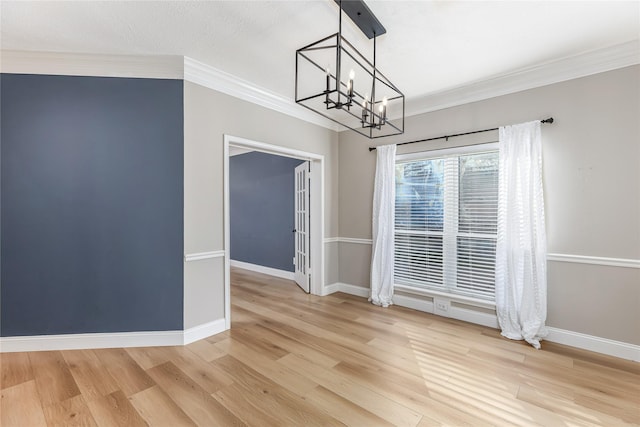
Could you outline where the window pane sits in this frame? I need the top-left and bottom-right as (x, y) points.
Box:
(395, 233), (444, 289)
(394, 150), (498, 302)
(395, 159), (444, 232)
(456, 236), (496, 299)
(458, 152), (498, 234)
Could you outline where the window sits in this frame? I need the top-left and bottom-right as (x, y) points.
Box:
(395, 147), (498, 300)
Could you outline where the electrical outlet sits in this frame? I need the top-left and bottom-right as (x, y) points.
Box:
(435, 300), (449, 312)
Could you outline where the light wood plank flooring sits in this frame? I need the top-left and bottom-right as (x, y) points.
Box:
(2, 267), (639, 426)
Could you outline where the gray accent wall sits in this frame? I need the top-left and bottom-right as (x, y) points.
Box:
(1, 73), (184, 336)
(337, 65), (640, 345)
(230, 151), (304, 272)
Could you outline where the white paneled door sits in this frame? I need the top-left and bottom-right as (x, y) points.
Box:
(294, 161), (310, 293)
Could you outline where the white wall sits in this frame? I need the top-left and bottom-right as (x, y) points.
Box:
(336, 66), (640, 345)
(183, 81), (339, 329)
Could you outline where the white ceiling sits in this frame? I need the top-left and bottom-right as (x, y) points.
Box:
(2, 1), (639, 104)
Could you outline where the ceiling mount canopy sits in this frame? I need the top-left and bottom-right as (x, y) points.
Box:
(295, 0), (405, 139)
(333, 0), (386, 39)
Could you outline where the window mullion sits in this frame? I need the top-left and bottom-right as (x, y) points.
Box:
(442, 157), (458, 292)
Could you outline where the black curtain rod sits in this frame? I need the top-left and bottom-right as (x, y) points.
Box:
(368, 117), (554, 152)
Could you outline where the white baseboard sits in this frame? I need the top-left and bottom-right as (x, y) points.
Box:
(393, 293), (435, 313)
(183, 319), (227, 345)
(329, 281), (639, 361)
(0, 318), (228, 353)
(322, 282), (370, 298)
(321, 283), (342, 296)
(394, 292), (499, 328)
(0, 330), (183, 353)
(546, 327), (640, 362)
(230, 260), (295, 281)
(448, 305), (499, 329)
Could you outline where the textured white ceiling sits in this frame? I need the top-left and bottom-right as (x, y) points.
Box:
(2, 1), (638, 102)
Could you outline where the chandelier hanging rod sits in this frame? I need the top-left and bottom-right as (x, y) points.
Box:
(298, 44), (401, 97)
(368, 118), (555, 151)
(339, 37), (402, 93)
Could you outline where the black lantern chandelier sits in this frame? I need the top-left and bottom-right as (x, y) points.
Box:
(295, 0), (404, 139)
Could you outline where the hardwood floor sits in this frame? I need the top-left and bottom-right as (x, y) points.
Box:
(2, 267), (639, 426)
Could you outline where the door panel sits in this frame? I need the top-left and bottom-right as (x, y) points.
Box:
(294, 162), (310, 293)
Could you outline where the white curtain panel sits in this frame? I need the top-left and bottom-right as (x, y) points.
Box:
(496, 121), (548, 349)
(370, 144), (397, 307)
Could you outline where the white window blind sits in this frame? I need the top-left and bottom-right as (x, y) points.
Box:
(395, 149), (498, 300)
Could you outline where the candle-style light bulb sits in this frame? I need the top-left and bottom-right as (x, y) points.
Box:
(325, 67), (330, 93)
(361, 96), (368, 123)
(361, 94), (368, 124)
(382, 96), (388, 119)
(381, 97), (387, 126)
(348, 69), (355, 99)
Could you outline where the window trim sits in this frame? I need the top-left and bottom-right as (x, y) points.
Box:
(394, 142), (500, 302)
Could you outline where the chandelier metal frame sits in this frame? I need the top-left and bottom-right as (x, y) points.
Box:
(295, 0), (405, 139)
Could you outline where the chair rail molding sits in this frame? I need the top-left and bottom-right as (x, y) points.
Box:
(327, 237), (640, 269)
(324, 237), (373, 245)
(184, 250), (225, 262)
(546, 253), (640, 269)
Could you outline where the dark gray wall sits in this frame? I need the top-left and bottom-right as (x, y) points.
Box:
(230, 151), (304, 272)
(1, 73), (184, 336)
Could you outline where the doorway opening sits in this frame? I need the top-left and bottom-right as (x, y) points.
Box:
(223, 135), (325, 329)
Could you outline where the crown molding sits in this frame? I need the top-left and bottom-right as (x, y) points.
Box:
(0, 51), (337, 131)
(0, 50), (184, 79)
(183, 57), (338, 131)
(3, 42), (637, 131)
(405, 40), (640, 118)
